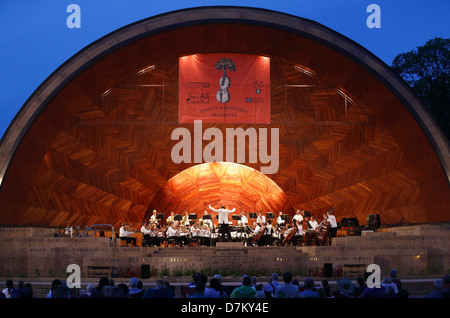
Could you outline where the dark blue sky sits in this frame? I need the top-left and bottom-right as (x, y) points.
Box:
(1, 0), (449, 138)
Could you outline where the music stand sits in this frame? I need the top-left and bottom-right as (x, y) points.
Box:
(232, 215), (241, 221)
(174, 214), (182, 221)
(202, 215), (211, 219)
(266, 212), (275, 219)
(156, 214), (164, 220)
(304, 211), (312, 217)
(249, 213), (257, 219)
(189, 214), (197, 220)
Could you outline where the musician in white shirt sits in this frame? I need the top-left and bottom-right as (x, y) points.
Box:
(256, 212), (266, 225)
(292, 219), (304, 246)
(293, 210), (304, 223)
(149, 210), (158, 224)
(238, 211), (248, 226)
(209, 204), (235, 241)
(276, 212), (286, 227)
(326, 209), (338, 237)
(119, 223), (136, 246)
(307, 216), (319, 231)
(201, 210), (213, 228)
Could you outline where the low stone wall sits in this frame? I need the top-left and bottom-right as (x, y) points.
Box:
(0, 224), (449, 279)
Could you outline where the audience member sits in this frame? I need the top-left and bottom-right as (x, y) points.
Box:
(2, 280), (14, 298)
(442, 274), (450, 298)
(209, 277), (228, 298)
(427, 279), (443, 298)
(189, 282), (208, 298)
(230, 275), (256, 298)
(127, 277), (145, 298)
(390, 269), (402, 291)
(317, 279), (331, 298)
(274, 271), (299, 298)
(263, 273), (280, 298)
(298, 277), (320, 298)
(46, 279), (63, 298)
(101, 279), (125, 298)
(143, 280), (174, 298)
(333, 278), (355, 298)
(380, 277), (398, 298)
(354, 276), (366, 298)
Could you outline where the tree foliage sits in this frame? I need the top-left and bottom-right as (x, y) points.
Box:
(391, 37), (450, 139)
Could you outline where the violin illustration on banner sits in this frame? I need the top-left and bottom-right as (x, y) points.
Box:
(215, 58), (236, 104)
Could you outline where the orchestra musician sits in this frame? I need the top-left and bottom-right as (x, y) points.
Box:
(167, 221), (188, 246)
(141, 221), (152, 247)
(293, 210), (304, 224)
(276, 212), (286, 228)
(238, 211), (249, 227)
(119, 222), (137, 246)
(166, 212), (175, 225)
(209, 204), (235, 242)
(326, 208), (338, 238)
(181, 211), (190, 227)
(291, 219), (304, 246)
(256, 212), (266, 225)
(307, 216), (319, 231)
(149, 210), (158, 225)
(201, 210), (213, 228)
(261, 221), (273, 246)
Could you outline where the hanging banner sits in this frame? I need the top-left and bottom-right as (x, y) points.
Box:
(179, 53), (270, 123)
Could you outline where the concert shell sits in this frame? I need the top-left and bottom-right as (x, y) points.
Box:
(0, 7), (449, 230)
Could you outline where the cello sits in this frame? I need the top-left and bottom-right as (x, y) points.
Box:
(252, 226), (266, 244)
(282, 223), (297, 245)
(316, 220), (330, 246)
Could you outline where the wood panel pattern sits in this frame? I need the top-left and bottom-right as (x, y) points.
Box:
(0, 23), (449, 230)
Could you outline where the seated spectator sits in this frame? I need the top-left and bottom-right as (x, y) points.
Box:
(390, 269), (402, 291)
(209, 277), (228, 298)
(2, 280), (14, 298)
(380, 277), (398, 298)
(427, 279), (443, 298)
(317, 279), (331, 298)
(127, 277), (144, 298)
(263, 273), (280, 298)
(273, 271), (299, 298)
(298, 277), (320, 298)
(189, 282), (209, 298)
(102, 279), (125, 298)
(333, 278), (355, 298)
(230, 275), (256, 298)
(143, 280), (174, 298)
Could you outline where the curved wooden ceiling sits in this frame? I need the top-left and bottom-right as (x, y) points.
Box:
(0, 11), (449, 229)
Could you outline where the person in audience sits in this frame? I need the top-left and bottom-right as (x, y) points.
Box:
(2, 280), (14, 298)
(274, 271), (299, 298)
(263, 273), (280, 298)
(209, 277), (228, 298)
(128, 277), (144, 298)
(298, 277), (320, 298)
(189, 282), (209, 298)
(230, 275), (256, 298)
(317, 279), (331, 298)
(143, 280), (174, 298)
(427, 279), (444, 298)
(333, 278), (355, 298)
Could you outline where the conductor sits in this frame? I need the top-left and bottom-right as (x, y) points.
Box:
(209, 204), (235, 241)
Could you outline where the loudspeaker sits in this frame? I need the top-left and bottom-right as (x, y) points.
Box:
(367, 214), (380, 228)
(324, 263), (333, 278)
(141, 264), (150, 279)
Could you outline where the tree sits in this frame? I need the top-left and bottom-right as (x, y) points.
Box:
(391, 37), (450, 140)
